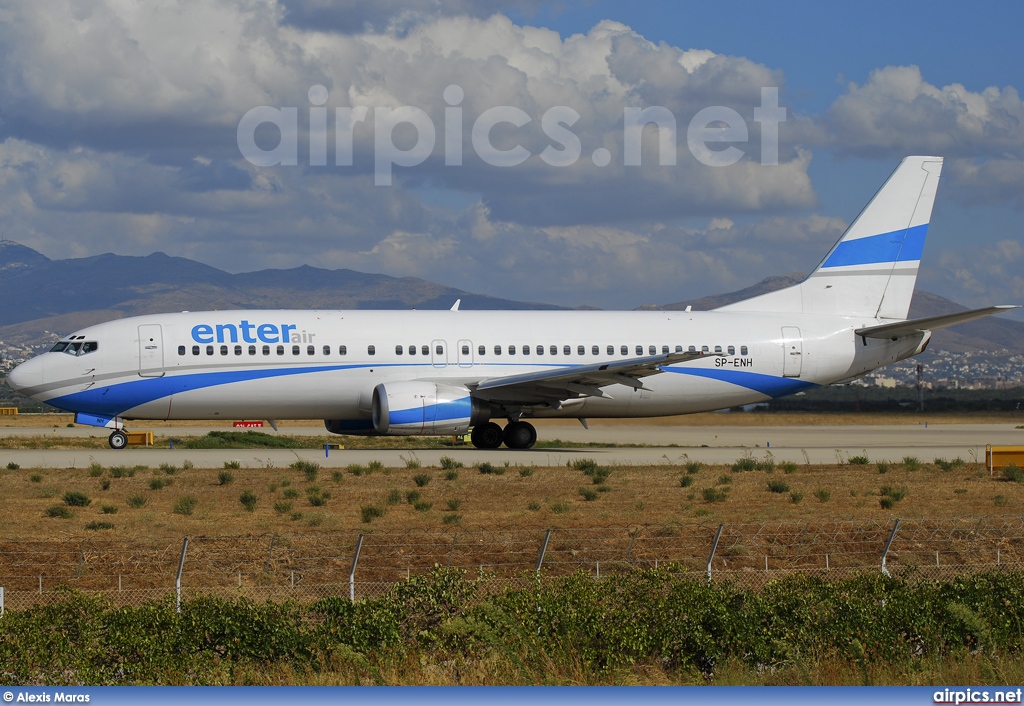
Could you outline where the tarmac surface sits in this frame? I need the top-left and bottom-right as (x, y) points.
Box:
(1, 420), (1021, 468)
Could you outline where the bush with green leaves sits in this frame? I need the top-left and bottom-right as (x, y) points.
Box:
(880, 485), (907, 502)
(291, 460), (319, 482)
(477, 462), (505, 475)
(814, 488), (831, 503)
(273, 500), (293, 515)
(442, 513), (461, 524)
(159, 463), (178, 475)
(45, 505), (72, 519)
(223, 460), (241, 470)
(63, 490), (91, 507)
(101, 505), (118, 514)
(701, 487), (729, 503)
(218, 471), (234, 486)
(361, 504), (385, 523)
(149, 478), (168, 491)
(6, 462), (19, 471)
(413, 473), (431, 487)
(731, 457), (758, 472)
(848, 455), (869, 465)
(126, 495), (147, 508)
(1003, 464), (1024, 483)
(386, 489), (402, 505)
(283, 488), (300, 499)
(443, 470), (459, 481)
(766, 480), (789, 494)
(519, 467), (534, 477)
(307, 488), (329, 507)
(679, 475), (694, 488)
(239, 490), (258, 512)
(779, 461), (798, 474)
(902, 456), (922, 471)
(173, 496), (198, 516)
(445, 498), (462, 511)
(88, 463), (104, 477)
(439, 456), (463, 470)
(84, 521), (114, 531)
(412, 500), (432, 512)
(578, 487), (599, 501)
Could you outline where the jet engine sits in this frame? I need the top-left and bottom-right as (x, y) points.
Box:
(371, 381), (490, 435)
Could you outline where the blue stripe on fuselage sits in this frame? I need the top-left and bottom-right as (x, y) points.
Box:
(662, 367), (816, 398)
(389, 397), (472, 426)
(821, 224), (927, 269)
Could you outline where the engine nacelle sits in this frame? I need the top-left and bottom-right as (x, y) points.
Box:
(371, 381), (488, 435)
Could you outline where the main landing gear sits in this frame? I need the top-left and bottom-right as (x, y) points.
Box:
(108, 429), (129, 450)
(470, 420), (537, 450)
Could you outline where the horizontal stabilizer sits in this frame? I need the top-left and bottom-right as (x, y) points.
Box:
(855, 305), (1020, 340)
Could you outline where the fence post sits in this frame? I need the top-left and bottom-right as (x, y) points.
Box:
(626, 529), (638, 563)
(176, 537), (189, 613)
(706, 524), (724, 583)
(447, 533), (457, 567)
(77, 540), (85, 578)
(38, 575), (42, 595)
(349, 534), (364, 602)
(881, 519), (900, 576)
(536, 529), (552, 572)
(264, 536), (276, 573)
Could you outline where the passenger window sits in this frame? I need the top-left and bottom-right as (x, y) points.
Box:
(262, 345), (270, 355)
(523, 345), (530, 355)
(277, 345), (285, 355)
(192, 345), (200, 356)
(508, 345), (516, 355)
(621, 345), (628, 355)
(478, 345), (485, 356)
(422, 345), (429, 355)
(550, 345), (557, 355)
(234, 345), (242, 355)
(536, 345), (544, 356)
(649, 345), (656, 355)
(396, 345), (403, 355)
(323, 345), (330, 355)
(462, 344), (469, 355)
(577, 345), (585, 355)
(307, 345), (315, 355)
(714, 345), (722, 354)
(728, 345), (735, 355)
(701, 345), (709, 353)
(494, 345), (502, 355)
(178, 345), (186, 356)
(218, 345), (227, 355)
(741, 345), (748, 355)
(367, 345), (375, 356)
(206, 345), (214, 356)
(436, 344), (443, 355)
(563, 345), (571, 355)
(675, 345), (683, 353)
(249, 345), (257, 355)
(689, 345), (697, 353)
(662, 345), (669, 354)
(339, 345), (347, 355)
(292, 345), (300, 355)
(592, 345), (599, 355)
(408, 345), (416, 356)
(636, 345), (643, 355)
(607, 345), (614, 355)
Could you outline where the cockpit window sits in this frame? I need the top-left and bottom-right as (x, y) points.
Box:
(54, 341), (98, 357)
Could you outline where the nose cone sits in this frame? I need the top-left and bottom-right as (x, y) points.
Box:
(7, 356), (44, 393)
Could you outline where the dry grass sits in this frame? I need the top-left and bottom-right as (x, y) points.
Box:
(0, 457), (1018, 540)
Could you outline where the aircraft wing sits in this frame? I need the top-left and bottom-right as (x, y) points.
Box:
(470, 351), (706, 405)
(854, 305), (1019, 340)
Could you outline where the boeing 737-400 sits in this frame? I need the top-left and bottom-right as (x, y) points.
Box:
(6, 156), (1017, 449)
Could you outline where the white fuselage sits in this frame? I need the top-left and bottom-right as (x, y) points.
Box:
(8, 308), (925, 429)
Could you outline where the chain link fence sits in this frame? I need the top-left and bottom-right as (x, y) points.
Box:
(2, 517), (1023, 610)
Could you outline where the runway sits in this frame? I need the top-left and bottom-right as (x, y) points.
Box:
(1, 421), (1021, 468)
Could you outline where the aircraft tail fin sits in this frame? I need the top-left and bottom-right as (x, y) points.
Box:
(719, 156), (944, 319)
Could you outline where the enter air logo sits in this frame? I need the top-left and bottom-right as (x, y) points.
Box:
(191, 321), (315, 344)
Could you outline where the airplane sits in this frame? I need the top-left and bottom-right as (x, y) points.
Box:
(5, 156), (1018, 450)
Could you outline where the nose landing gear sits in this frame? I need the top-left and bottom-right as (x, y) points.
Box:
(108, 429), (129, 450)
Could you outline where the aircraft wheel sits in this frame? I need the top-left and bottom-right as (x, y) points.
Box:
(108, 430), (129, 450)
(503, 421), (537, 450)
(471, 421), (503, 449)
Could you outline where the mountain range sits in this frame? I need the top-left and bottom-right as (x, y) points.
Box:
(0, 240), (1020, 354)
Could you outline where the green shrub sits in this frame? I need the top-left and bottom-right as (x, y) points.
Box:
(701, 487), (729, 503)
(224, 460), (241, 470)
(99, 479), (111, 490)
(877, 462), (890, 474)
(442, 513), (462, 525)
(731, 457), (758, 472)
(347, 464), (367, 476)
(159, 463), (178, 475)
(444, 470), (459, 481)
(283, 488), (300, 499)
(88, 463), (103, 477)
(405, 458), (421, 469)
(579, 487), (599, 501)
(880, 497), (895, 510)
(519, 467), (534, 477)
(439, 456), (464, 470)
(307, 488), (329, 507)
(814, 488), (831, 503)
(101, 504), (118, 514)
(679, 475), (694, 488)
(527, 501), (541, 511)
(84, 521), (114, 531)
(756, 459), (776, 472)
(126, 495), (147, 508)
(766, 480), (790, 494)
(994, 495), (1009, 506)
(684, 461), (703, 474)
(29, 473), (42, 483)
(173, 496), (198, 515)
(779, 461), (799, 474)
(148, 478), (167, 491)
(109, 465), (136, 478)
(413, 473), (431, 487)
(477, 462), (505, 475)
(6, 462), (19, 471)
(405, 490), (421, 504)
(361, 505), (385, 523)
(848, 455), (869, 465)
(291, 460), (319, 482)
(1003, 464), (1024, 483)
(551, 501), (570, 514)
(218, 471), (234, 486)
(790, 491), (804, 504)
(570, 458), (599, 473)
(63, 490), (91, 507)
(880, 485), (907, 501)
(367, 461), (384, 472)
(446, 498), (462, 511)
(716, 474), (732, 485)
(273, 500), (293, 514)
(239, 490), (258, 512)
(902, 456), (921, 471)
(386, 489), (402, 505)
(412, 500), (432, 512)
(331, 471), (344, 483)
(45, 505), (72, 518)
(182, 460), (194, 470)
(934, 458), (954, 472)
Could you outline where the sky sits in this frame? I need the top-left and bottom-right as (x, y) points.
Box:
(0, 0), (1022, 314)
